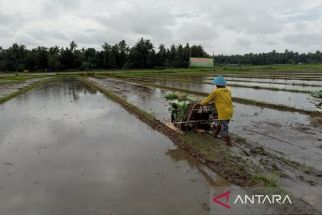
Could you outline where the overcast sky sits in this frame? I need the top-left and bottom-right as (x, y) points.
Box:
(1, 0), (322, 54)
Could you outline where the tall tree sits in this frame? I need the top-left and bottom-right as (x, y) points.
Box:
(128, 38), (155, 68)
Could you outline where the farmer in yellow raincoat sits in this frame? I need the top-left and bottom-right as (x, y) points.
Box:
(199, 76), (233, 146)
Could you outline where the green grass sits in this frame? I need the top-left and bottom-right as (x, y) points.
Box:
(164, 93), (179, 100)
(249, 173), (279, 187)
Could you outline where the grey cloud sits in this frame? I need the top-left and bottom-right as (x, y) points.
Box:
(0, 26), (13, 38)
(0, 11), (12, 24)
(174, 12), (199, 19)
(14, 34), (38, 47)
(177, 22), (218, 42)
(0, 0), (322, 53)
(96, 5), (174, 37)
(0, 10), (26, 29)
(213, 6), (283, 35)
(28, 29), (69, 41)
(294, 22), (308, 31)
(283, 5), (322, 22)
(41, 0), (81, 18)
(92, 4), (177, 47)
(236, 38), (251, 48)
(265, 40), (278, 46)
(283, 32), (322, 46)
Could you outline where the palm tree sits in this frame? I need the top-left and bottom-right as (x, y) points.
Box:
(69, 41), (77, 52)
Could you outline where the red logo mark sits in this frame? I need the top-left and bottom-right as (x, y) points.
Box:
(212, 191), (231, 209)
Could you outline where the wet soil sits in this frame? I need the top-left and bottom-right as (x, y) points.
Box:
(0, 78), (47, 98)
(120, 78), (322, 171)
(1, 77), (321, 214)
(0, 79), (230, 215)
(90, 77), (322, 172)
(206, 77), (322, 87)
(130, 76), (321, 92)
(86, 77), (322, 213)
(146, 80), (315, 111)
(215, 81), (320, 92)
(213, 74), (322, 81)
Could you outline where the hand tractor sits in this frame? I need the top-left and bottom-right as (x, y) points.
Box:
(165, 95), (218, 133)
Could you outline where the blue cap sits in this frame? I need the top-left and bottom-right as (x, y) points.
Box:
(212, 76), (226, 86)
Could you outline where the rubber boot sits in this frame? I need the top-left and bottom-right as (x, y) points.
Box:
(224, 135), (232, 146)
(213, 125), (221, 138)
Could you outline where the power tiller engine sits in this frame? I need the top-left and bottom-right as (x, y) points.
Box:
(167, 97), (218, 132)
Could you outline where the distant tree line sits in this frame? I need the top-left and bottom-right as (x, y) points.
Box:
(2, 38), (321, 72)
(0, 38), (208, 72)
(215, 50), (322, 65)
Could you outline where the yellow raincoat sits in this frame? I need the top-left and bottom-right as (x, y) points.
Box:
(200, 87), (233, 120)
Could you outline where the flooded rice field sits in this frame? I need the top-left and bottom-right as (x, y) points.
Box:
(1, 77), (321, 214)
(89, 77), (322, 213)
(0, 79), (233, 215)
(225, 81), (321, 92)
(198, 78), (321, 92)
(203, 77), (322, 87)
(91, 78), (322, 172)
(0, 78), (46, 98)
(212, 74), (322, 81)
(150, 80), (316, 111)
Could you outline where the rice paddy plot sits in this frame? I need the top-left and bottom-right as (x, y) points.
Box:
(0, 79), (229, 215)
(214, 74), (322, 80)
(150, 80), (316, 111)
(203, 77), (322, 87)
(90, 77), (322, 171)
(203, 80), (321, 92)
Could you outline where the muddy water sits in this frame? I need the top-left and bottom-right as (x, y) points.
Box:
(232, 104), (322, 170)
(130, 76), (321, 92)
(203, 77), (322, 87)
(0, 79), (233, 215)
(89, 78), (189, 121)
(92, 78), (322, 172)
(151, 80), (316, 111)
(0, 78), (46, 98)
(207, 81), (322, 92)
(214, 74), (322, 80)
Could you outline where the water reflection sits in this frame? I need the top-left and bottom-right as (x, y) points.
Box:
(152, 80), (315, 111)
(0, 79), (228, 215)
(96, 78), (322, 171)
